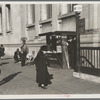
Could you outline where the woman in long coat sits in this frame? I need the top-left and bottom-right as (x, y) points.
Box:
(34, 46), (53, 89)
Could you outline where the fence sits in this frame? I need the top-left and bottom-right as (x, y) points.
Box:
(80, 47), (100, 76)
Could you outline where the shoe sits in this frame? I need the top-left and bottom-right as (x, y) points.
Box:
(41, 84), (47, 89)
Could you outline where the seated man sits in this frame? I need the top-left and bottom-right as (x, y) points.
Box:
(26, 51), (35, 65)
(14, 48), (21, 63)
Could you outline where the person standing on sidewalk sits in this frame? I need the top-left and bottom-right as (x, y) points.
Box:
(20, 39), (29, 66)
(62, 41), (70, 69)
(34, 45), (53, 89)
(0, 44), (5, 59)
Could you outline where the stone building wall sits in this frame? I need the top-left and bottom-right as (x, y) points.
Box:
(0, 3), (99, 57)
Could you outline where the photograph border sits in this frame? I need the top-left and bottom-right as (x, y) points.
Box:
(0, 0), (100, 99)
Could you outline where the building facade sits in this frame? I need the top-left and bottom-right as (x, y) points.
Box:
(0, 3), (100, 83)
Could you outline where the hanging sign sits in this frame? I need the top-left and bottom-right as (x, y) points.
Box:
(79, 18), (85, 34)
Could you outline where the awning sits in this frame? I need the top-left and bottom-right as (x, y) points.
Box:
(39, 31), (76, 36)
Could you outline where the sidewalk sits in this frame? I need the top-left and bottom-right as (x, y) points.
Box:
(0, 56), (100, 95)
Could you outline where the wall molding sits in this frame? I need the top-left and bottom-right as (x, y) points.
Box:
(3, 42), (46, 47)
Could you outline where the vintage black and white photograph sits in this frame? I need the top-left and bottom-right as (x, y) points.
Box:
(0, 1), (100, 97)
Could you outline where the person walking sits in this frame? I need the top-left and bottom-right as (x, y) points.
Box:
(20, 39), (29, 66)
(34, 46), (53, 89)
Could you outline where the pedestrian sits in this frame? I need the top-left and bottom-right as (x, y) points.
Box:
(34, 45), (53, 89)
(68, 37), (76, 69)
(62, 41), (70, 69)
(0, 44), (5, 59)
(14, 48), (21, 63)
(26, 50), (35, 65)
(20, 39), (29, 66)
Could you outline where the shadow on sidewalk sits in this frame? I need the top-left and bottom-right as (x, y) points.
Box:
(0, 71), (22, 86)
(1, 57), (12, 60)
(0, 62), (9, 66)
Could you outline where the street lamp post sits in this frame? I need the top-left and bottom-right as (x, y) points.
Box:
(74, 5), (82, 72)
(75, 12), (80, 72)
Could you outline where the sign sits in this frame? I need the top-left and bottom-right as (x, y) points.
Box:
(74, 5), (82, 12)
(79, 18), (85, 34)
(57, 46), (62, 53)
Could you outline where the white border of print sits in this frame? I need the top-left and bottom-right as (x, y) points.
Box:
(0, 1), (100, 99)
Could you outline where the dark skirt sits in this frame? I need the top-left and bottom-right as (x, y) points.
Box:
(36, 65), (52, 86)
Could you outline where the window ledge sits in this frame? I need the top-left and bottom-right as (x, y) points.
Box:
(6, 30), (12, 33)
(26, 23), (35, 28)
(58, 12), (76, 20)
(39, 18), (52, 25)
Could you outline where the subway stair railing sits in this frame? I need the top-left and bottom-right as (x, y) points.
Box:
(79, 47), (100, 76)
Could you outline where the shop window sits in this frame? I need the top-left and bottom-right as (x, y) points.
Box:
(27, 4), (35, 25)
(6, 4), (11, 32)
(0, 7), (2, 33)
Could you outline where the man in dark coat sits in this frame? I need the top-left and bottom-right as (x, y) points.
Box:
(0, 44), (5, 58)
(20, 40), (29, 66)
(14, 48), (21, 63)
(34, 46), (53, 89)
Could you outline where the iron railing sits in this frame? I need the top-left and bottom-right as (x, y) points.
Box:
(80, 47), (100, 69)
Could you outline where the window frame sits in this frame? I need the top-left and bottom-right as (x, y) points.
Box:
(6, 4), (12, 33)
(26, 4), (35, 27)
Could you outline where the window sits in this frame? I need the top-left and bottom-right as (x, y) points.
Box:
(60, 4), (71, 15)
(6, 4), (11, 32)
(71, 4), (77, 12)
(47, 4), (52, 19)
(40, 4), (52, 21)
(0, 7), (2, 33)
(27, 4), (35, 25)
(60, 4), (77, 15)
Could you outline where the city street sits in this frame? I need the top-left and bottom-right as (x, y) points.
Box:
(0, 56), (100, 95)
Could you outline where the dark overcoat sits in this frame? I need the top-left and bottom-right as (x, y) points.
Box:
(0, 47), (5, 57)
(34, 50), (50, 85)
(14, 51), (21, 61)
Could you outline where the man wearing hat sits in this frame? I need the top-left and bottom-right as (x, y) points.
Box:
(20, 39), (29, 66)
